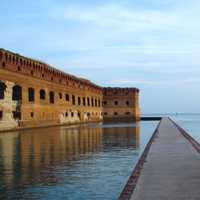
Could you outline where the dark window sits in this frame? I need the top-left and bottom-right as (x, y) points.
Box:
(18, 66), (21, 71)
(31, 70), (34, 75)
(42, 74), (44, 78)
(30, 112), (34, 118)
(87, 112), (90, 117)
(91, 98), (94, 107)
(12, 85), (22, 101)
(95, 99), (97, 107)
(71, 112), (74, 117)
(103, 101), (107, 105)
(40, 89), (45, 100)
(51, 77), (53, 81)
(65, 94), (69, 101)
(2, 62), (5, 68)
(126, 112), (131, 115)
(28, 88), (35, 102)
(49, 91), (54, 104)
(83, 97), (86, 106)
(72, 95), (76, 105)
(78, 112), (81, 118)
(87, 97), (90, 106)
(114, 112), (118, 116)
(0, 81), (6, 99)
(0, 111), (3, 120)
(126, 101), (130, 106)
(59, 93), (62, 99)
(13, 111), (21, 120)
(114, 101), (118, 105)
(104, 112), (108, 115)
(65, 112), (68, 117)
(78, 97), (81, 105)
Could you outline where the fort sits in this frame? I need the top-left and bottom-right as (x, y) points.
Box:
(0, 48), (140, 131)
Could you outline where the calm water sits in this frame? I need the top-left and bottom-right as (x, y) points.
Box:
(172, 114), (200, 143)
(0, 121), (157, 200)
(143, 113), (200, 143)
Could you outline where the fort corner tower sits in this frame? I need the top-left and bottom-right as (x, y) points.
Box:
(103, 87), (140, 122)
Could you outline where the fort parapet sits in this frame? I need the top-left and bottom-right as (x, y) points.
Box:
(0, 48), (140, 131)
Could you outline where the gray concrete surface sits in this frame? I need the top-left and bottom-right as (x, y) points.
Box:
(131, 117), (200, 200)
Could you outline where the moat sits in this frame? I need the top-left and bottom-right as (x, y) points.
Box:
(0, 121), (157, 200)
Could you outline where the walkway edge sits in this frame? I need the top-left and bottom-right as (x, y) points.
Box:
(118, 119), (162, 200)
(169, 118), (200, 154)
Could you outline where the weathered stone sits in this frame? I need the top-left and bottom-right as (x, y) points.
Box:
(0, 49), (140, 131)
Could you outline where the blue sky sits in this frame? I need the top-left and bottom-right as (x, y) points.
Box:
(1, 0), (200, 114)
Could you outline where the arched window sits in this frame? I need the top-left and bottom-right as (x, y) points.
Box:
(13, 111), (21, 120)
(59, 93), (62, 99)
(2, 62), (5, 68)
(49, 91), (54, 104)
(18, 66), (21, 71)
(0, 111), (3, 120)
(30, 112), (34, 118)
(78, 97), (81, 105)
(28, 88), (35, 102)
(65, 94), (69, 101)
(72, 95), (76, 105)
(91, 98), (94, 107)
(82, 97), (86, 106)
(0, 81), (6, 99)
(87, 97), (90, 106)
(12, 85), (22, 101)
(40, 89), (45, 100)
(95, 99), (97, 107)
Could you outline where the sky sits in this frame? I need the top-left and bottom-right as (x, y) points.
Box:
(1, 0), (200, 114)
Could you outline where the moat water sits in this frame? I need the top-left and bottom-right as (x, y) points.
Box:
(143, 113), (200, 143)
(0, 121), (157, 200)
(172, 113), (200, 143)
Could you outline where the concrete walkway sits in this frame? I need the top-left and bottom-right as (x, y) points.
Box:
(131, 118), (200, 200)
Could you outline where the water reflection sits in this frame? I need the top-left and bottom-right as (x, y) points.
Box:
(0, 123), (142, 200)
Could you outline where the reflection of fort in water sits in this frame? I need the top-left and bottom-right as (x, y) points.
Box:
(0, 124), (140, 187)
